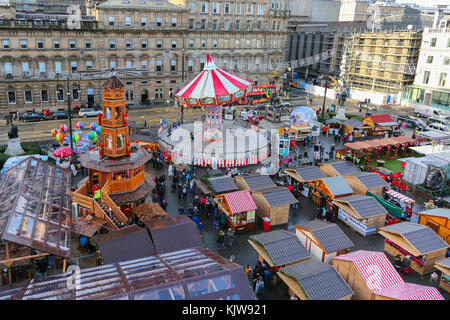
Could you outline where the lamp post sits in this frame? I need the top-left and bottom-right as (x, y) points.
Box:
(321, 75), (329, 123)
(180, 48), (185, 124)
(66, 77), (74, 153)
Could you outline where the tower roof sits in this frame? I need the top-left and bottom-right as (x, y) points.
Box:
(103, 76), (124, 89)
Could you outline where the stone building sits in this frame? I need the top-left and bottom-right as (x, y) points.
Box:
(0, 0), (289, 114)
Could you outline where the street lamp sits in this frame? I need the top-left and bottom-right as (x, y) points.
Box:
(180, 47), (186, 124)
(66, 77), (74, 153)
(321, 75), (329, 123)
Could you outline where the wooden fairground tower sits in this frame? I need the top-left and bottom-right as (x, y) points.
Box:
(71, 75), (155, 232)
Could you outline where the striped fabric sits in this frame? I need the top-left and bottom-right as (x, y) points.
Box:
(385, 189), (415, 204)
(175, 54), (252, 106)
(405, 288), (444, 300)
(224, 190), (257, 214)
(352, 252), (404, 293)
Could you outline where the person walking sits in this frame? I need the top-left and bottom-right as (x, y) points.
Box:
(216, 230), (225, 250)
(182, 184), (188, 201)
(213, 208), (220, 229)
(254, 276), (265, 300)
(189, 178), (195, 193)
(178, 206), (185, 215)
(160, 199), (168, 211)
(168, 163), (173, 179)
(226, 228), (235, 248)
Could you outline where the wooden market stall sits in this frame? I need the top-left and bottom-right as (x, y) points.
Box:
(333, 195), (387, 236)
(344, 172), (388, 197)
(234, 174), (276, 191)
(342, 119), (371, 138)
(215, 190), (258, 232)
(278, 257), (354, 300)
(294, 219), (354, 264)
(325, 118), (344, 136)
(378, 222), (449, 275)
(207, 175), (238, 194)
(417, 208), (450, 244)
(319, 160), (360, 177)
(332, 250), (444, 300)
(284, 165), (326, 198)
(362, 114), (398, 136)
(248, 230), (310, 269)
(308, 175), (354, 209)
(250, 186), (298, 226)
(434, 257), (450, 293)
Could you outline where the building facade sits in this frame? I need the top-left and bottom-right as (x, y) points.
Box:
(0, 0), (289, 114)
(338, 0), (371, 22)
(402, 12), (450, 112)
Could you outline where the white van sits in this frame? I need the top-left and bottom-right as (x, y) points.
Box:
(414, 104), (449, 120)
(425, 123), (449, 133)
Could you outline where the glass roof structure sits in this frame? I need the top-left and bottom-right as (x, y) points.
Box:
(0, 248), (255, 300)
(0, 157), (72, 258)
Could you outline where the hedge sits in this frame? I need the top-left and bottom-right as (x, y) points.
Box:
(0, 142), (46, 170)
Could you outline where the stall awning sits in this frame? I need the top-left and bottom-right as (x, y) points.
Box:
(224, 190), (257, 214)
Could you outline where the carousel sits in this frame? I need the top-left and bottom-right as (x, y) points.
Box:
(159, 54), (270, 168)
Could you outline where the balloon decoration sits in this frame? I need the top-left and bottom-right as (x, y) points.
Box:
(55, 133), (65, 144)
(59, 124), (68, 133)
(75, 121), (85, 130)
(51, 129), (59, 137)
(95, 126), (102, 136)
(90, 122), (98, 131)
(72, 133), (81, 144)
(88, 131), (97, 141)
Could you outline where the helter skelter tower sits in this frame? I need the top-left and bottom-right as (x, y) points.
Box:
(175, 54), (253, 141)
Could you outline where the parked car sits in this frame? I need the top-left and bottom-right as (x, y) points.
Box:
(52, 111), (69, 120)
(22, 113), (46, 122)
(426, 117), (450, 128)
(414, 104), (449, 120)
(360, 102), (377, 111)
(396, 115), (425, 130)
(79, 108), (102, 118)
(425, 122), (449, 133)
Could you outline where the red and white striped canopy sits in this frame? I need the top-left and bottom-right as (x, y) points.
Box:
(175, 54), (253, 106)
(385, 189), (415, 204)
(224, 190), (257, 214)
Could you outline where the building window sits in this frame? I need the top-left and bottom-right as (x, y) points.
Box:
(212, 2), (220, 14)
(37, 40), (44, 49)
(224, 39), (229, 48)
(171, 59), (176, 72)
(272, 21), (276, 30)
(430, 38), (437, 47)
(126, 40), (132, 49)
(69, 40), (76, 49)
(156, 17), (162, 27)
(426, 56), (433, 64)
(212, 19), (218, 30)
(213, 40), (217, 48)
(39, 61), (46, 73)
(277, 21), (280, 30)
(7, 91), (16, 104)
(236, 3), (241, 14)
(447, 38), (450, 48)
(71, 61), (77, 72)
(126, 60), (133, 68)
(109, 60), (116, 69)
(201, 40), (206, 48)
(246, 20), (251, 31)
(233, 58), (239, 71)
(444, 57), (450, 66)
(224, 19), (230, 30)
(125, 16), (131, 27)
(172, 18), (177, 27)
(54, 40), (60, 49)
(72, 88), (79, 100)
(55, 61), (61, 74)
(256, 39), (261, 48)
(189, 2), (195, 13)
(224, 2), (231, 14)
(141, 40), (147, 49)
(141, 60), (147, 70)
(155, 88), (163, 99)
(2, 40), (9, 49)
(169, 88), (173, 98)
(22, 62), (29, 73)
(423, 71), (430, 84)
(86, 61), (93, 69)
(85, 40), (91, 49)
(201, 19), (206, 30)
(257, 21), (262, 30)
(156, 60), (162, 72)
(200, 2), (208, 13)
(188, 60), (193, 72)
(20, 40), (27, 49)
(156, 40), (162, 48)
(188, 39), (194, 48)
(41, 90), (49, 102)
(110, 40), (116, 49)
(246, 3), (254, 15)
(56, 88), (64, 101)
(141, 17), (147, 26)
(235, 39), (240, 48)
(439, 73), (447, 87)
(189, 19), (194, 29)
(235, 19), (240, 30)
(24, 90), (32, 103)
(109, 16), (115, 26)
(4, 62), (12, 75)
(125, 90), (134, 101)
(171, 40), (176, 48)
(257, 4), (264, 15)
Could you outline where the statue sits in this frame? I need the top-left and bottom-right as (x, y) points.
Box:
(7, 124), (18, 139)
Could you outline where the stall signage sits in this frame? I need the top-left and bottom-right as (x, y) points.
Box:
(300, 186), (309, 197)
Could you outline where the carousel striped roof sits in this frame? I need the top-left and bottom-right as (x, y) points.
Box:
(175, 54), (253, 106)
(103, 76), (125, 89)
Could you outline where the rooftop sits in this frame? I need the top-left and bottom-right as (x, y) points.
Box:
(223, 190), (257, 214)
(335, 195), (387, 217)
(208, 176), (238, 193)
(240, 174), (276, 190)
(256, 186), (298, 207)
(322, 176), (354, 196)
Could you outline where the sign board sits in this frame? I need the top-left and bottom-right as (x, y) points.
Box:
(300, 185), (309, 197)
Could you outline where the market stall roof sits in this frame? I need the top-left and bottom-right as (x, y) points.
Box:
(208, 175), (238, 193)
(237, 174), (276, 190)
(385, 189), (415, 204)
(367, 114), (395, 124)
(109, 173), (155, 204)
(72, 217), (103, 238)
(416, 130), (450, 141)
(253, 186), (298, 207)
(379, 222), (448, 256)
(325, 118), (344, 125)
(248, 230), (310, 267)
(135, 202), (168, 227)
(0, 247), (255, 300)
(175, 53), (253, 106)
(294, 219), (354, 254)
(435, 257), (450, 276)
(344, 119), (368, 128)
(278, 257), (353, 300)
(323, 161), (360, 176)
(333, 195), (387, 218)
(409, 144), (450, 156)
(147, 216), (203, 254)
(95, 225), (156, 264)
(377, 121), (399, 127)
(417, 208), (450, 219)
(284, 166), (326, 182)
(345, 136), (416, 150)
(322, 176), (354, 196)
(345, 172), (388, 189)
(223, 190), (258, 214)
(375, 281), (444, 300)
(0, 156), (72, 258)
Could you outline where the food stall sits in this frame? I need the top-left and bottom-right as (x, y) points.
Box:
(319, 160), (360, 177)
(308, 176), (354, 209)
(344, 172), (388, 197)
(342, 119), (371, 138)
(434, 258), (450, 293)
(362, 114), (398, 136)
(284, 165), (326, 198)
(234, 174), (276, 191)
(215, 190), (258, 232)
(378, 222), (449, 275)
(417, 208), (450, 244)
